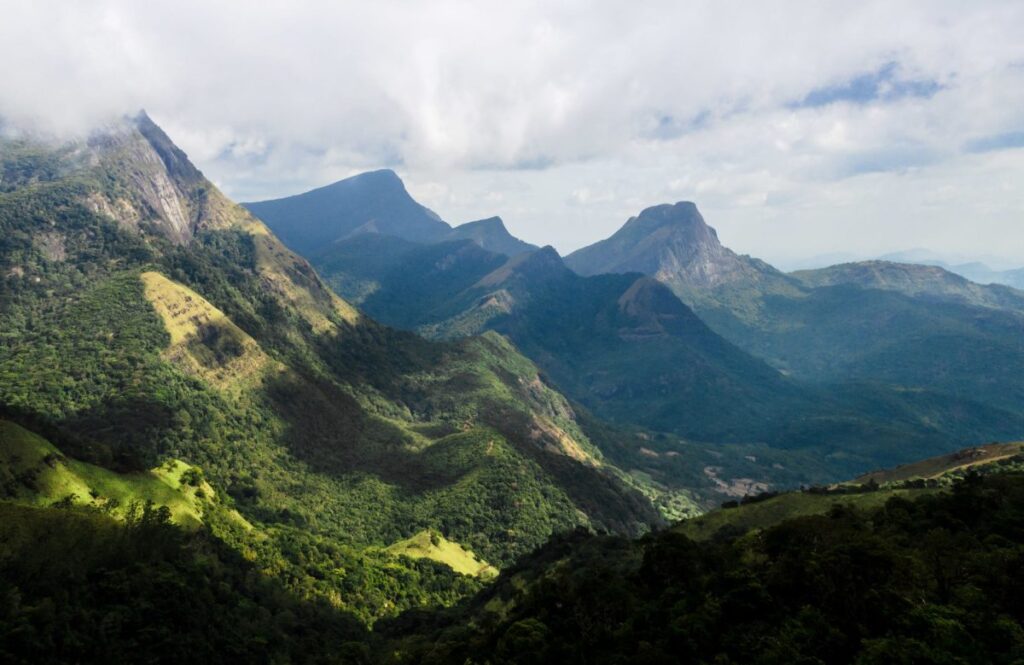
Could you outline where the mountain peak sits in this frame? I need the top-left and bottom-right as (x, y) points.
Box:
(476, 245), (568, 288)
(75, 112), (217, 244)
(444, 216), (538, 256)
(131, 110), (205, 190)
(565, 201), (724, 281)
(531, 245), (563, 263)
(636, 201), (701, 222)
(566, 200), (790, 301)
(622, 201), (718, 243)
(344, 168), (403, 187)
(467, 215), (506, 230)
(243, 169), (450, 253)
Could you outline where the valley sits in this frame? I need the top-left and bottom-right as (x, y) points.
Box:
(2, 112), (1022, 665)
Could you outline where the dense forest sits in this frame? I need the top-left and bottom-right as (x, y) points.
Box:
(386, 471), (1024, 664)
(3, 471), (1024, 663)
(0, 120), (661, 633)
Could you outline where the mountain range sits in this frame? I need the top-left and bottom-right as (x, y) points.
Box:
(244, 169), (537, 257)
(248, 171), (1024, 485)
(4, 113), (1024, 663)
(565, 200), (1024, 417)
(879, 249), (1024, 289)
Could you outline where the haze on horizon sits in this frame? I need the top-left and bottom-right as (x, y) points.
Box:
(2, 0), (1022, 267)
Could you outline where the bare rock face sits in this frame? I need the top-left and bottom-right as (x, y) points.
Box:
(19, 112), (362, 333)
(83, 113), (200, 244)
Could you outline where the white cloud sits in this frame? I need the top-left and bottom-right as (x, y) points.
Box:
(1, 0), (1022, 263)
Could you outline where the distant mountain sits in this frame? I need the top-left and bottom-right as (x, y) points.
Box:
(559, 201), (1024, 445)
(300, 232), (1024, 484)
(879, 250), (1024, 289)
(243, 169), (451, 253)
(945, 262), (1024, 289)
(310, 236), (804, 443)
(565, 202), (801, 311)
(244, 172), (537, 258)
(792, 260), (1024, 311)
(442, 216), (538, 256)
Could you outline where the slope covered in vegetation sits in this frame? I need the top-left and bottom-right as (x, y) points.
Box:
(388, 470), (1024, 664)
(0, 115), (659, 623)
(289, 215), (1024, 484)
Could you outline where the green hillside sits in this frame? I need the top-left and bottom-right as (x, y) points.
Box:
(0, 115), (659, 624)
(385, 529), (498, 578)
(0, 419), (219, 527)
(677, 440), (1024, 541)
(0, 500), (373, 663)
(698, 284), (1024, 415)
(854, 441), (1024, 484)
(674, 487), (934, 541)
(792, 260), (1024, 312)
(296, 218), (1024, 485)
(389, 470), (1024, 664)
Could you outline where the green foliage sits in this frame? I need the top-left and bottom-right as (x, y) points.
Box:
(305, 234), (1024, 487)
(391, 472), (1024, 664)
(0, 129), (659, 627)
(0, 501), (369, 664)
(700, 283), (1024, 418)
(0, 420), (213, 526)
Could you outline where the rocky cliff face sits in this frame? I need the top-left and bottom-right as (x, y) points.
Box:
(75, 113), (200, 244)
(27, 112), (359, 332)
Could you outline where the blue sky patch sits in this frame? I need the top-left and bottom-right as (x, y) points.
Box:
(964, 131), (1024, 153)
(797, 61), (941, 108)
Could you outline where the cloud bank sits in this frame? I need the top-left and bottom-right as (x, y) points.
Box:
(2, 0), (1023, 263)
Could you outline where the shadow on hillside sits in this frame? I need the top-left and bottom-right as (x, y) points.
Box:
(262, 369), (480, 494)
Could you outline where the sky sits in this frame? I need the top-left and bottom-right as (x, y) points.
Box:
(2, 1), (1023, 267)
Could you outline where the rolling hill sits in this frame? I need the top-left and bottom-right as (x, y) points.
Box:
(792, 260), (1024, 311)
